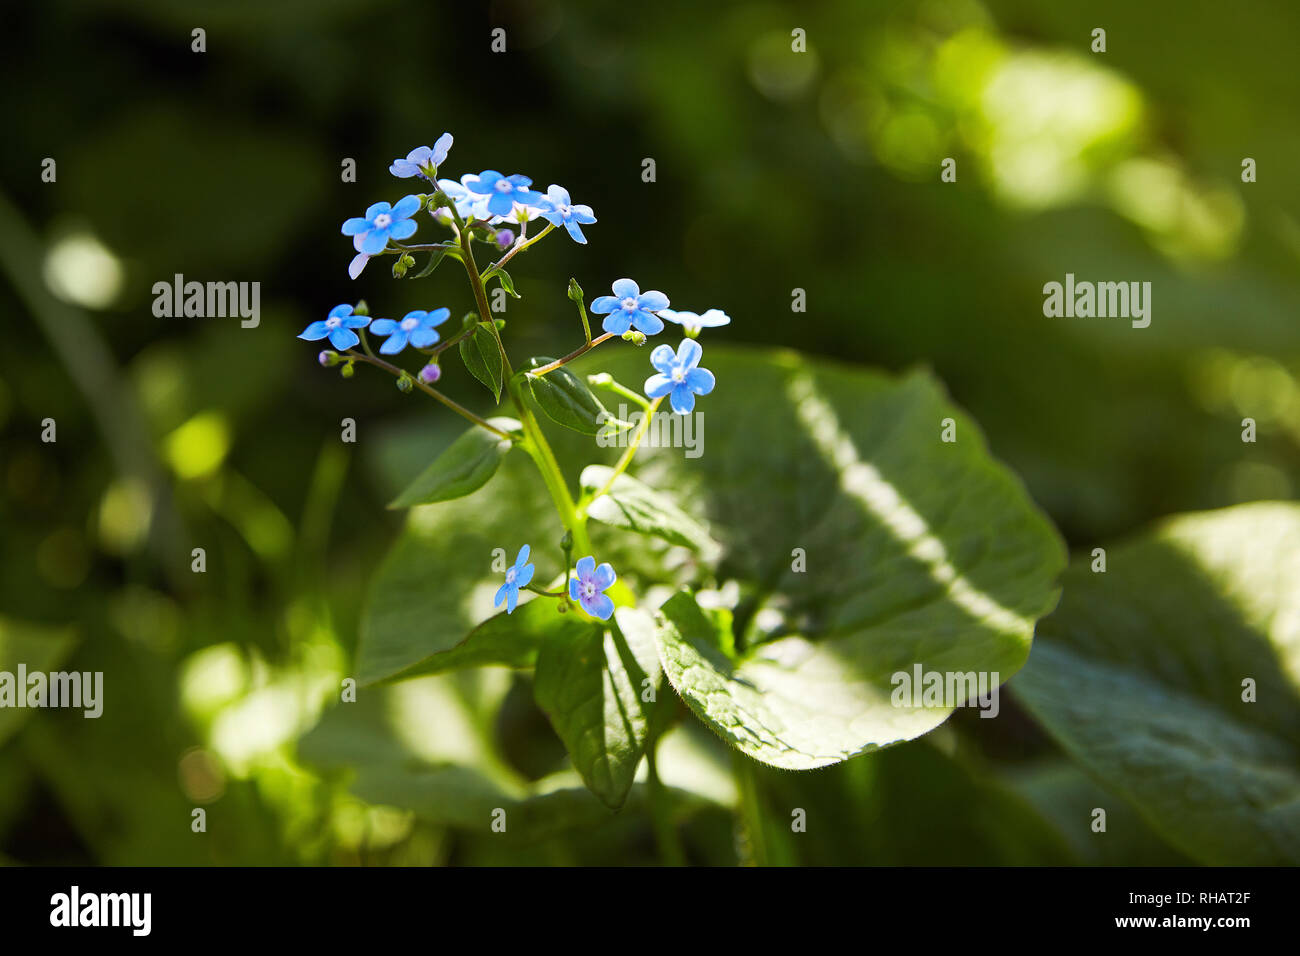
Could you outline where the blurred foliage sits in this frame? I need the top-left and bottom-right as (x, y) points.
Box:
(1, 0), (1296, 864)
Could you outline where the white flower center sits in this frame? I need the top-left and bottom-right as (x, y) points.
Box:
(401, 317), (419, 331)
(671, 367), (686, 383)
(621, 297), (637, 311)
(373, 213), (392, 228)
(582, 581), (596, 598)
(506, 568), (517, 584)
(325, 317), (341, 328)
(557, 203), (571, 216)
(495, 179), (512, 193)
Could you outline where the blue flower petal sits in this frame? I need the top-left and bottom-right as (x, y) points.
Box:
(369, 318), (398, 335)
(359, 229), (389, 255)
(569, 577), (581, 601)
(348, 254), (369, 280)
(328, 328), (361, 351)
(611, 278), (640, 299)
(469, 171), (503, 194)
(409, 328), (440, 348)
(392, 194), (422, 219)
(378, 330), (409, 354)
(485, 193), (514, 217)
(590, 295), (619, 314)
(649, 344), (676, 374)
(365, 201), (391, 219)
(637, 290), (669, 311)
(669, 385), (696, 415)
(495, 582), (509, 608)
(516, 563), (534, 589)
(685, 367), (715, 395)
(592, 562), (616, 590)
(299, 320), (330, 340)
(389, 219), (418, 241)
(342, 217), (370, 235)
(585, 593), (615, 621)
(677, 338), (703, 369)
(601, 312), (633, 335)
(645, 374), (673, 399)
(575, 555), (596, 577)
(427, 307), (451, 327)
(564, 220), (588, 243)
(571, 205), (597, 224)
(516, 544), (530, 566)
(506, 587), (518, 614)
(632, 310), (664, 335)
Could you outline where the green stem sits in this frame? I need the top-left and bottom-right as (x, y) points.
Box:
(459, 229), (513, 379)
(345, 351), (512, 439)
(582, 395), (663, 509)
(733, 753), (769, 867)
(529, 332), (615, 377)
(590, 376), (651, 411)
(646, 741), (686, 866)
(483, 221), (555, 278)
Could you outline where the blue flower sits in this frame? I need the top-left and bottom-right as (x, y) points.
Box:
(368, 308), (451, 354)
(569, 555), (616, 621)
(466, 170), (542, 218)
(434, 176), (484, 221)
(495, 545), (535, 614)
(341, 196), (422, 255)
(591, 279), (669, 335)
(299, 304), (371, 351)
(534, 185), (597, 243)
(660, 308), (730, 337)
(645, 338), (715, 414)
(389, 133), (453, 178)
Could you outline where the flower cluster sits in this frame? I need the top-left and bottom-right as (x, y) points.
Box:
(303, 132), (734, 629)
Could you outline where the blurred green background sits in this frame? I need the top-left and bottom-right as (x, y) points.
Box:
(1, 0), (1296, 864)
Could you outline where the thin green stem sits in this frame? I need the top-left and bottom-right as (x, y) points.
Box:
(523, 583), (569, 599)
(460, 229), (513, 379)
(582, 395), (663, 508)
(733, 753), (769, 867)
(590, 376), (651, 411)
(484, 221), (555, 278)
(344, 351), (512, 439)
(529, 332), (616, 377)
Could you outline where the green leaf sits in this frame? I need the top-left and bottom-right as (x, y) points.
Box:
(492, 268), (520, 298)
(387, 418), (518, 508)
(580, 464), (722, 560)
(533, 608), (662, 808)
(459, 322), (504, 401)
(372, 595), (586, 684)
(409, 247), (448, 278)
(518, 357), (610, 436)
(1012, 503), (1300, 865)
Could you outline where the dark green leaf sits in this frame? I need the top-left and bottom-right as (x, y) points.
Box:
(387, 418), (518, 509)
(409, 247), (448, 278)
(518, 357), (610, 436)
(459, 322), (504, 401)
(1013, 503), (1300, 865)
(533, 608), (662, 808)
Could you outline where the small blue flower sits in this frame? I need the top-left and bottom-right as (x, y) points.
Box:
(341, 196), (422, 255)
(299, 304), (371, 351)
(389, 133), (453, 178)
(659, 308), (730, 337)
(591, 279), (669, 335)
(569, 555), (616, 621)
(495, 545), (535, 614)
(434, 176), (484, 221)
(645, 339), (715, 414)
(466, 170), (543, 218)
(535, 184), (597, 244)
(368, 308), (451, 354)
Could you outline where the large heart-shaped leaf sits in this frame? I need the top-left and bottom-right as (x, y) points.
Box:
(1012, 502), (1300, 865)
(532, 608), (662, 808)
(388, 418), (519, 509)
(459, 321), (504, 400)
(359, 348), (1065, 768)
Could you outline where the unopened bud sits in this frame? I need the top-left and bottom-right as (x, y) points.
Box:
(353, 300), (370, 316)
(396, 373), (414, 394)
(318, 350), (341, 367)
(567, 278), (584, 303)
(495, 228), (515, 250)
(622, 330), (647, 346)
(419, 363), (441, 384)
(560, 529), (573, 551)
(340, 361), (355, 379)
